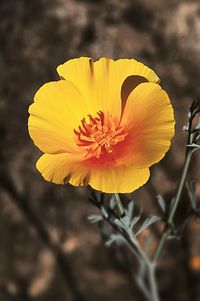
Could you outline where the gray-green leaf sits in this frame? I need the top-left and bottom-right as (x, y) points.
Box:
(105, 234), (124, 247)
(130, 216), (141, 229)
(88, 214), (103, 223)
(135, 216), (160, 237)
(126, 201), (134, 221)
(157, 194), (166, 213)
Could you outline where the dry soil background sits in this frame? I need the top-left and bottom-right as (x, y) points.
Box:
(0, 0), (200, 300)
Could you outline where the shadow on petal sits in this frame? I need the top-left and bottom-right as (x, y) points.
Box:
(121, 75), (148, 113)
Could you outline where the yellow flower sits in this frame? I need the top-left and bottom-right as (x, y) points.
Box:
(28, 57), (175, 193)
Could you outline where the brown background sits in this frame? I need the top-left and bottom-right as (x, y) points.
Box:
(0, 0), (200, 300)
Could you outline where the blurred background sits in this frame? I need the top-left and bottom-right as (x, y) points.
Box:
(0, 0), (200, 300)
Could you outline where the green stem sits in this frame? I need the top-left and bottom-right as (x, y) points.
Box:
(152, 150), (192, 262)
(136, 246), (159, 301)
(168, 151), (192, 224)
(130, 237), (160, 301)
(114, 193), (124, 216)
(102, 193), (160, 301)
(148, 264), (159, 301)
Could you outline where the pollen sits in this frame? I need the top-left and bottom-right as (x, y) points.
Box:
(74, 111), (128, 158)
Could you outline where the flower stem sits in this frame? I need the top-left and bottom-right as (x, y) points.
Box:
(148, 264), (159, 301)
(136, 246), (159, 301)
(152, 150), (192, 262)
(168, 151), (192, 225)
(129, 229), (160, 301)
(91, 192), (161, 301)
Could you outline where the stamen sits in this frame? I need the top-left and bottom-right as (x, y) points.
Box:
(74, 111), (128, 159)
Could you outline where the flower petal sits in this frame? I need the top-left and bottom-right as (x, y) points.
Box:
(57, 57), (160, 122)
(88, 166), (150, 193)
(36, 153), (88, 185)
(37, 152), (150, 193)
(121, 82), (175, 168)
(28, 80), (89, 154)
(57, 57), (101, 116)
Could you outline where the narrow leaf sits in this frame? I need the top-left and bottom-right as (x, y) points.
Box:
(88, 214), (103, 223)
(135, 216), (160, 236)
(187, 143), (200, 149)
(121, 216), (130, 229)
(109, 195), (116, 210)
(157, 194), (166, 213)
(101, 206), (108, 218)
(105, 234), (124, 247)
(126, 201), (134, 221)
(130, 216), (141, 229)
(114, 218), (124, 229)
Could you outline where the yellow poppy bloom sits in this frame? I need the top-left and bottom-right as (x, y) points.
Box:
(28, 57), (175, 193)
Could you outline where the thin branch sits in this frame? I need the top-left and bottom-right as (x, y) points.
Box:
(152, 101), (199, 262)
(89, 193), (160, 301)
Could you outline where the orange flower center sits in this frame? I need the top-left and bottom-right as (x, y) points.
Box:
(74, 111), (128, 159)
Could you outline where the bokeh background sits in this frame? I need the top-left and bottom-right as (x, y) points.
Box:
(0, 0), (200, 300)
